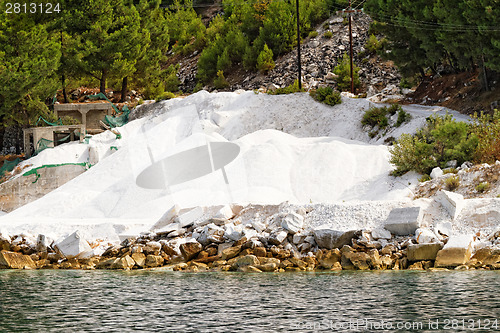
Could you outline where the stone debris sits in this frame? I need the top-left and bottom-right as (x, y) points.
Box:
(384, 207), (422, 236)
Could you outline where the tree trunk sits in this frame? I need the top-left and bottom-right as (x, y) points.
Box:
(0, 127), (4, 153)
(15, 126), (21, 155)
(62, 73), (68, 103)
(120, 76), (128, 102)
(100, 70), (107, 94)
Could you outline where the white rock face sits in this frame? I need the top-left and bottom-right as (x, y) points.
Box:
(371, 227), (392, 240)
(150, 205), (180, 231)
(415, 228), (439, 244)
(436, 190), (464, 220)
(281, 212), (304, 234)
(430, 167), (444, 179)
(54, 231), (92, 259)
(384, 207), (423, 236)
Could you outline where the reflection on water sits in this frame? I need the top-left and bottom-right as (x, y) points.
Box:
(0, 270), (499, 332)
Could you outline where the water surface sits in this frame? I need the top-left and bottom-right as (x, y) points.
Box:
(0, 270), (499, 332)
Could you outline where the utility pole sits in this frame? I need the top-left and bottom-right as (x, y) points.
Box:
(337, 1), (362, 94)
(296, 0), (302, 89)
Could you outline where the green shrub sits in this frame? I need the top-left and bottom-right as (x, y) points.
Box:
(156, 91), (175, 101)
(443, 168), (458, 174)
(268, 80), (304, 95)
(390, 114), (480, 176)
(396, 109), (412, 127)
(323, 31), (333, 38)
(476, 182), (490, 193)
(445, 175), (460, 191)
(362, 105), (389, 128)
(165, 65), (181, 92)
(213, 70), (229, 89)
(333, 53), (360, 91)
(309, 30), (318, 38)
(418, 174), (431, 182)
(323, 22), (330, 29)
(310, 86), (342, 106)
(256, 43), (275, 73)
(365, 34), (381, 54)
(471, 110), (500, 164)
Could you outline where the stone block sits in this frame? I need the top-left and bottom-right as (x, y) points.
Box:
(150, 204), (180, 231)
(436, 190), (464, 220)
(281, 212), (304, 234)
(313, 229), (360, 249)
(177, 207), (205, 228)
(435, 235), (474, 267)
(384, 207), (422, 236)
(53, 231), (92, 259)
(407, 243), (443, 261)
(0, 250), (36, 269)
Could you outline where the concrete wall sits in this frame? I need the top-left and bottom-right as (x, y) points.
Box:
(0, 164), (86, 213)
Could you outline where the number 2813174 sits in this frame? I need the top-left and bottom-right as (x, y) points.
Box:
(5, 3), (61, 14)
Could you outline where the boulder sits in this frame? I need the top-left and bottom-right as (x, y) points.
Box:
(317, 249), (341, 269)
(214, 205), (235, 220)
(145, 255), (164, 268)
(281, 212), (304, 234)
(177, 207), (205, 228)
(53, 231), (92, 259)
(180, 242), (202, 261)
(36, 234), (49, 252)
(430, 167), (443, 179)
(150, 204), (180, 231)
(268, 230), (288, 245)
(255, 262), (278, 272)
(384, 207), (422, 236)
(471, 248), (500, 265)
(221, 245), (241, 260)
(238, 265), (262, 273)
(131, 252), (146, 267)
(224, 223), (244, 241)
(344, 252), (370, 270)
(112, 255), (135, 270)
(0, 250), (36, 269)
(197, 224), (225, 246)
(436, 190), (464, 220)
(415, 228), (439, 244)
(435, 235), (474, 267)
(407, 243), (443, 261)
(313, 228), (360, 249)
(371, 228), (391, 240)
(234, 255), (259, 268)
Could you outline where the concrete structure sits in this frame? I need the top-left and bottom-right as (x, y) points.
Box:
(23, 125), (85, 158)
(54, 102), (114, 132)
(0, 164), (87, 212)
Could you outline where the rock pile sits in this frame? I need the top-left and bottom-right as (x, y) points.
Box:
(1, 202), (499, 272)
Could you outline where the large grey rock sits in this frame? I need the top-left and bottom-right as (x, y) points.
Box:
(384, 207), (423, 236)
(430, 167), (443, 179)
(407, 243), (443, 261)
(197, 223), (224, 246)
(313, 229), (360, 249)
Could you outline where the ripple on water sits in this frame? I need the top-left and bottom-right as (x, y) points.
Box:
(0, 270), (499, 332)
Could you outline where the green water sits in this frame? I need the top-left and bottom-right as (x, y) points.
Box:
(0, 270), (499, 332)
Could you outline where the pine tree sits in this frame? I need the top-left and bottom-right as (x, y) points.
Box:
(256, 44), (275, 73)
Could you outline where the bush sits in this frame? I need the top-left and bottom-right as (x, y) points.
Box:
(256, 43), (275, 73)
(213, 70), (229, 89)
(365, 34), (381, 54)
(156, 91), (175, 101)
(362, 105), (389, 129)
(333, 53), (360, 91)
(309, 30), (318, 38)
(476, 182), (490, 193)
(418, 174), (431, 182)
(310, 86), (342, 106)
(267, 80), (304, 95)
(164, 65), (180, 92)
(323, 31), (333, 38)
(445, 175), (460, 191)
(390, 113), (480, 176)
(396, 109), (412, 127)
(471, 110), (500, 163)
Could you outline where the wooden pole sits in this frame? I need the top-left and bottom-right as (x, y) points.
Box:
(348, 0), (354, 94)
(296, 0), (302, 90)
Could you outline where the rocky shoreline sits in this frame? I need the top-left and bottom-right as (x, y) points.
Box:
(1, 200), (499, 272)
